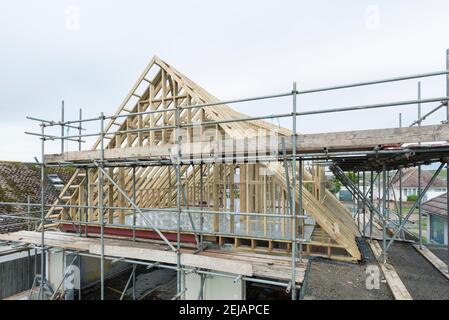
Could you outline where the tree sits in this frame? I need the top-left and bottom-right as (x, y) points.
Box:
(329, 175), (342, 194)
(328, 172), (358, 195)
(346, 172), (359, 184)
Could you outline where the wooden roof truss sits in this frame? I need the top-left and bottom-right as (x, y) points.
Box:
(45, 57), (361, 261)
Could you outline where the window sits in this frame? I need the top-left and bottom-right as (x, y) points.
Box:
(47, 173), (64, 189)
(430, 214), (445, 244)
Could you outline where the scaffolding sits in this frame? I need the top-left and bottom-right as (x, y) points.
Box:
(1, 51), (449, 300)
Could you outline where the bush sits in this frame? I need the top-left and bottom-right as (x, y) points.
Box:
(407, 194), (418, 202)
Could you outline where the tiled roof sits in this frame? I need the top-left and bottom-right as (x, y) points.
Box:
(0, 161), (74, 232)
(391, 167), (446, 188)
(421, 193), (447, 217)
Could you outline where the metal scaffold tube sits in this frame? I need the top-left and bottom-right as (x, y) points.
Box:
(446, 49), (449, 121)
(132, 166), (137, 242)
(84, 167), (89, 236)
(447, 162), (449, 270)
(26, 95), (449, 143)
(298, 158), (303, 263)
(298, 69), (449, 94)
(78, 108), (83, 151)
(199, 163), (204, 251)
(408, 102), (444, 127)
(357, 171), (360, 229)
(399, 168), (403, 239)
(99, 112), (105, 300)
(175, 95), (182, 299)
(290, 82), (297, 300)
(39, 123), (46, 300)
(61, 101), (64, 154)
(296, 96), (449, 117)
(331, 166), (385, 228)
(418, 82), (423, 249)
(382, 164), (387, 262)
(0, 202), (306, 220)
(369, 170), (374, 240)
(362, 171), (366, 237)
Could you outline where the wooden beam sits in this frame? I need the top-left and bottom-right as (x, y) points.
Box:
(45, 124), (449, 163)
(295, 123), (449, 152)
(0, 231), (254, 276)
(89, 242), (253, 277)
(413, 244), (449, 280)
(369, 240), (413, 300)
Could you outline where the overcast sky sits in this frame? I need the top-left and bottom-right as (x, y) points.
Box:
(1, 0), (449, 161)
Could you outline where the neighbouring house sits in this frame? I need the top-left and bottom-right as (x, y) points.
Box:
(0, 161), (74, 233)
(391, 167), (447, 202)
(422, 193), (448, 245)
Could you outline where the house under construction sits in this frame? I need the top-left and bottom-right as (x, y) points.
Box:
(0, 53), (448, 300)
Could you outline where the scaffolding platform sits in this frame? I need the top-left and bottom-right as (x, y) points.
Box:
(0, 231), (306, 285)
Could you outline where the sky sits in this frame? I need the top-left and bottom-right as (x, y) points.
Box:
(1, 0), (449, 161)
